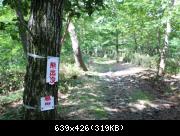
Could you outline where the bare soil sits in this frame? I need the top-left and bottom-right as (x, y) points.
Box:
(59, 61), (180, 120)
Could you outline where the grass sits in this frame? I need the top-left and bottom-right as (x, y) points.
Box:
(88, 105), (107, 119)
(0, 89), (23, 106)
(58, 65), (108, 119)
(129, 89), (154, 103)
(0, 89), (23, 120)
(0, 106), (23, 120)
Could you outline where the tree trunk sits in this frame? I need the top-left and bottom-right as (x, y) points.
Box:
(133, 32), (139, 53)
(24, 0), (64, 120)
(68, 21), (88, 71)
(158, 0), (177, 76)
(158, 21), (171, 76)
(116, 29), (119, 63)
(157, 28), (162, 76)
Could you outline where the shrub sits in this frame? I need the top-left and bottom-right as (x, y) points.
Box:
(165, 58), (180, 75)
(123, 52), (157, 69)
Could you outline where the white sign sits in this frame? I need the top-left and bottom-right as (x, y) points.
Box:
(46, 56), (59, 85)
(41, 96), (54, 111)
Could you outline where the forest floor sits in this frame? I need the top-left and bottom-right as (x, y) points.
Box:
(59, 59), (180, 120)
(0, 58), (180, 120)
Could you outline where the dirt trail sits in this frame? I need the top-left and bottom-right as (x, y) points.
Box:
(60, 60), (180, 120)
(92, 61), (180, 120)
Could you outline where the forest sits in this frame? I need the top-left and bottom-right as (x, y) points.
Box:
(0, 0), (180, 120)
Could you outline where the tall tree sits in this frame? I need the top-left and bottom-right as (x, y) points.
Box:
(68, 21), (88, 71)
(61, 18), (88, 71)
(116, 29), (119, 63)
(158, 0), (178, 76)
(23, 0), (64, 120)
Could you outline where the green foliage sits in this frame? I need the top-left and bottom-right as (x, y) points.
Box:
(123, 51), (134, 63)
(64, 0), (105, 18)
(123, 52), (158, 69)
(0, 6), (26, 72)
(165, 58), (180, 75)
(0, 71), (24, 94)
(72, 0), (180, 75)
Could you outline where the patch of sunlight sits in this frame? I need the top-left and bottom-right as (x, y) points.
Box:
(128, 100), (158, 111)
(161, 104), (171, 108)
(87, 71), (113, 78)
(68, 86), (80, 90)
(95, 60), (116, 65)
(61, 100), (80, 107)
(112, 67), (147, 77)
(82, 84), (95, 90)
(172, 74), (180, 79)
(68, 109), (85, 117)
(85, 71), (98, 76)
(68, 85), (95, 92)
(170, 86), (178, 91)
(88, 105), (99, 110)
(59, 93), (70, 99)
(88, 93), (98, 97)
(8, 100), (22, 108)
(104, 107), (119, 112)
(93, 57), (113, 64)
(87, 71), (109, 79)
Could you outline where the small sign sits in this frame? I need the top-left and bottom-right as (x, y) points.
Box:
(41, 96), (54, 111)
(46, 56), (59, 85)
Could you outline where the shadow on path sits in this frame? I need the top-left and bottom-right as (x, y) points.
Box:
(59, 60), (180, 120)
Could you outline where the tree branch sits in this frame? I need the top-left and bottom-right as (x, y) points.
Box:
(15, 0), (35, 57)
(16, 0), (34, 38)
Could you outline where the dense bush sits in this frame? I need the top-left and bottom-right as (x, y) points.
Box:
(123, 52), (158, 69)
(165, 58), (180, 75)
(0, 71), (24, 94)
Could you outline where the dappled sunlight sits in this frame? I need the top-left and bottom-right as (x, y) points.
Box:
(88, 59), (148, 77)
(104, 107), (119, 112)
(94, 60), (117, 65)
(58, 72), (108, 120)
(8, 100), (23, 108)
(60, 99), (81, 107)
(1, 0), (180, 121)
(1, 58), (180, 120)
(1, 57), (179, 120)
(128, 100), (158, 111)
(172, 74), (180, 79)
(68, 109), (85, 116)
(88, 93), (98, 97)
(58, 93), (70, 99)
(112, 67), (147, 77)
